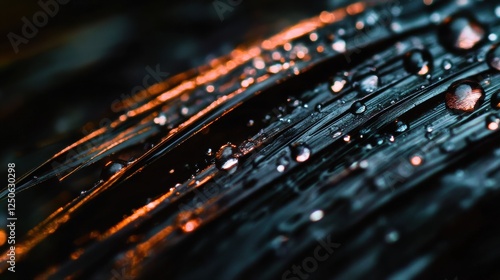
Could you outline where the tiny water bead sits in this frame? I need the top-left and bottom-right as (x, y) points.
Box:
(309, 210), (324, 222)
(351, 101), (367, 114)
(330, 76), (347, 93)
(385, 230), (400, 243)
(290, 142), (311, 163)
(438, 12), (486, 51)
(441, 59), (453, 70)
(445, 79), (485, 113)
(486, 44), (500, 71)
(486, 114), (500, 131)
(395, 120), (409, 133)
(410, 155), (423, 166)
(358, 74), (379, 95)
(276, 155), (290, 172)
(215, 144), (239, 171)
(403, 49), (433, 76)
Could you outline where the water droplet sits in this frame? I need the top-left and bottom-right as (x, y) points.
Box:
(180, 106), (189, 116)
(440, 141), (456, 153)
(491, 91), (500, 109)
(315, 104), (323, 112)
(215, 144), (239, 171)
(286, 97), (302, 108)
(486, 44), (500, 71)
(395, 120), (409, 133)
(332, 38), (346, 52)
(410, 155), (423, 166)
(343, 135), (351, 142)
(181, 218), (201, 233)
(351, 101), (367, 114)
(247, 119), (254, 127)
(290, 142), (311, 163)
(385, 230), (400, 243)
(445, 79), (485, 113)
(441, 59), (453, 70)
(403, 49), (433, 76)
(240, 140), (256, 154)
(101, 160), (127, 180)
(358, 74), (379, 95)
(309, 210), (324, 222)
(154, 113), (168, 126)
(438, 12), (486, 51)
(206, 148), (213, 157)
(329, 76), (347, 93)
(276, 155), (290, 172)
(486, 114), (500, 130)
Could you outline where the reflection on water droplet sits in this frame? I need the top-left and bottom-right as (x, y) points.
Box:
(410, 155), (423, 166)
(445, 79), (484, 113)
(486, 44), (500, 71)
(101, 160), (127, 180)
(358, 74), (379, 95)
(215, 144), (239, 171)
(287, 97), (302, 108)
(385, 230), (400, 243)
(486, 114), (500, 130)
(240, 140), (256, 154)
(309, 210), (324, 222)
(441, 59), (453, 70)
(181, 218), (201, 233)
(351, 101), (367, 114)
(180, 106), (189, 117)
(330, 76), (347, 93)
(395, 120), (409, 133)
(332, 38), (346, 52)
(290, 142), (311, 163)
(277, 155), (290, 172)
(438, 12), (486, 51)
(154, 113), (168, 126)
(403, 49), (433, 76)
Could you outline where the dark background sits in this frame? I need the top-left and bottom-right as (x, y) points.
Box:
(0, 0), (351, 176)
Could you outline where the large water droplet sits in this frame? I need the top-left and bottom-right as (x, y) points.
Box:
(445, 79), (484, 113)
(351, 101), (367, 114)
(403, 49), (433, 76)
(215, 144), (239, 171)
(438, 12), (486, 51)
(486, 44), (500, 71)
(290, 142), (311, 163)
